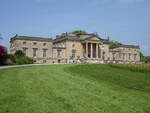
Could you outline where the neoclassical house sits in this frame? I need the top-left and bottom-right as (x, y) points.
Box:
(10, 33), (140, 64)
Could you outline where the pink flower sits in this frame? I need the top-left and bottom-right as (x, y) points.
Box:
(0, 45), (7, 57)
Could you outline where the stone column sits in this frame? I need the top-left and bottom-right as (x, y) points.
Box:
(86, 42), (88, 58)
(90, 43), (93, 58)
(96, 43), (98, 58)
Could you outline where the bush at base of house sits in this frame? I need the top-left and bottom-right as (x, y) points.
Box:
(0, 45), (7, 65)
(15, 56), (33, 64)
(6, 50), (33, 65)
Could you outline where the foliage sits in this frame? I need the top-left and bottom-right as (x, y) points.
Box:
(72, 30), (87, 35)
(0, 64), (149, 113)
(108, 40), (122, 46)
(15, 56), (33, 64)
(15, 50), (25, 57)
(140, 52), (150, 63)
(6, 51), (33, 65)
(0, 45), (7, 65)
(14, 50), (33, 64)
(0, 45), (7, 57)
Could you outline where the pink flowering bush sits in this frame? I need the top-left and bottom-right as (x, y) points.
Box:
(0, 45), (7, 65)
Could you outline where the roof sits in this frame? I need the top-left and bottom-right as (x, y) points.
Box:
(53, 33), (104, 43)
(101, 38), (109, 44)
(10, 35), (52, 42)
(110, 45), (140, 49)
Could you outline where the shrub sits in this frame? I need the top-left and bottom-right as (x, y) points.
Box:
(0, 45), (7, 65)
(15, 50), (25, 57)
(15, 56), (33, 65)
(6, 54), (16, 65)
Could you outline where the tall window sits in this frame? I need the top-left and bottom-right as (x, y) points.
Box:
(43, 49), (47, 57)
(33, 48), (38, 57)
(134, 54), (137, 60)
(72, 50), (76, 58)
(112, 53), (115, 60)
(57, 50), (62, 57)
(123, 53), (125, 60)
(129, 53), (131, 60)
(22, 47), (28, 56)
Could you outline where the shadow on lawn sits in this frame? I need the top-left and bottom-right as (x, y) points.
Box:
(65, 64), (150, 92)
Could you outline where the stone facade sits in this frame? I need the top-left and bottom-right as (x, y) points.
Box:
(10, 33), (141, 64)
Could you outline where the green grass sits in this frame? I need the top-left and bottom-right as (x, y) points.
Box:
(0, 64), (150, 113)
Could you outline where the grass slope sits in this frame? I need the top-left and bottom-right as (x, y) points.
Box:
(0, 64), (149, 113)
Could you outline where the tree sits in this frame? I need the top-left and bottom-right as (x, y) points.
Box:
(140, 52), (150, 63)
(0, 45), (7, 65)
(15, 50), (25, 57)
(108, 40), (122, 46)
(72, 30), (87, 35)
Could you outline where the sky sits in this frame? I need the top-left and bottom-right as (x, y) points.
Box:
(0, 0), (150, 55)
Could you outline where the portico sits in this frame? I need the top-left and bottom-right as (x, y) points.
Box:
(85, 42), (101, 59)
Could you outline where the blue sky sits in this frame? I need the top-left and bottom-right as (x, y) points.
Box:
(0, 0), (150, 55)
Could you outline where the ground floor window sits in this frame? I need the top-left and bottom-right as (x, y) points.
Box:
(72, 49), (76, 58)
(58, 59), (61, 63)
(43, 60), (47, 63)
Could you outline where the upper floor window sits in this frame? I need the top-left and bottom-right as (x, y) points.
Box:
(72, 44), (75, 48)
(10, 43), (13, 48)
(43, 43), (47, 46)
(43, 49), (47, 57)
(22, 47), (28, 56)
(33, 48), (38, 57)
(23, 42), (26, 45)
(33, 42), (37, 45)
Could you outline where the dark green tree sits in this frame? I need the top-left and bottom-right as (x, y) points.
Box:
(72, 30), (87, 35)
(108, 40), (122, 46)
(15, 50), (25, 57)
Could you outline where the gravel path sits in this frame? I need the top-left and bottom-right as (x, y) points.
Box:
(0, 63), (67, 69)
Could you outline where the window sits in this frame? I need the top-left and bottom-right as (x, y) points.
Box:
(112, 53), (115, 60)
(10, 43), (13, 48)
(72, 50), (76, 58)
(43, 43), (47, 46)
(22, 47), (28, 56)
(43, 49), (47, 57)
(134, 54), (137, 60)
(129, 53), (131, 60)
(33, 42), (37, 45)
(119, 53), (121, 59)
(43, 60), (47, 63)
(72, 44), (75, 48)
(123, 53), (125, 60)
(57, 49), (62, 57)
(23, 42), (26, 45)
(33, 48), (38, 57)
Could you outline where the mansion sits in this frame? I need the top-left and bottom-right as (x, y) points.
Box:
(10, 32), (141, 64)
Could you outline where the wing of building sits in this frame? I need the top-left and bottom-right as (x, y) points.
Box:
(10, 33), (140, 64)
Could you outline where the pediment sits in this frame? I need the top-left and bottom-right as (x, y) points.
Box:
(85, 36), (101, 41)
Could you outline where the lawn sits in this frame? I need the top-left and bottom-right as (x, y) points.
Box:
(0, 64), (149, 113)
